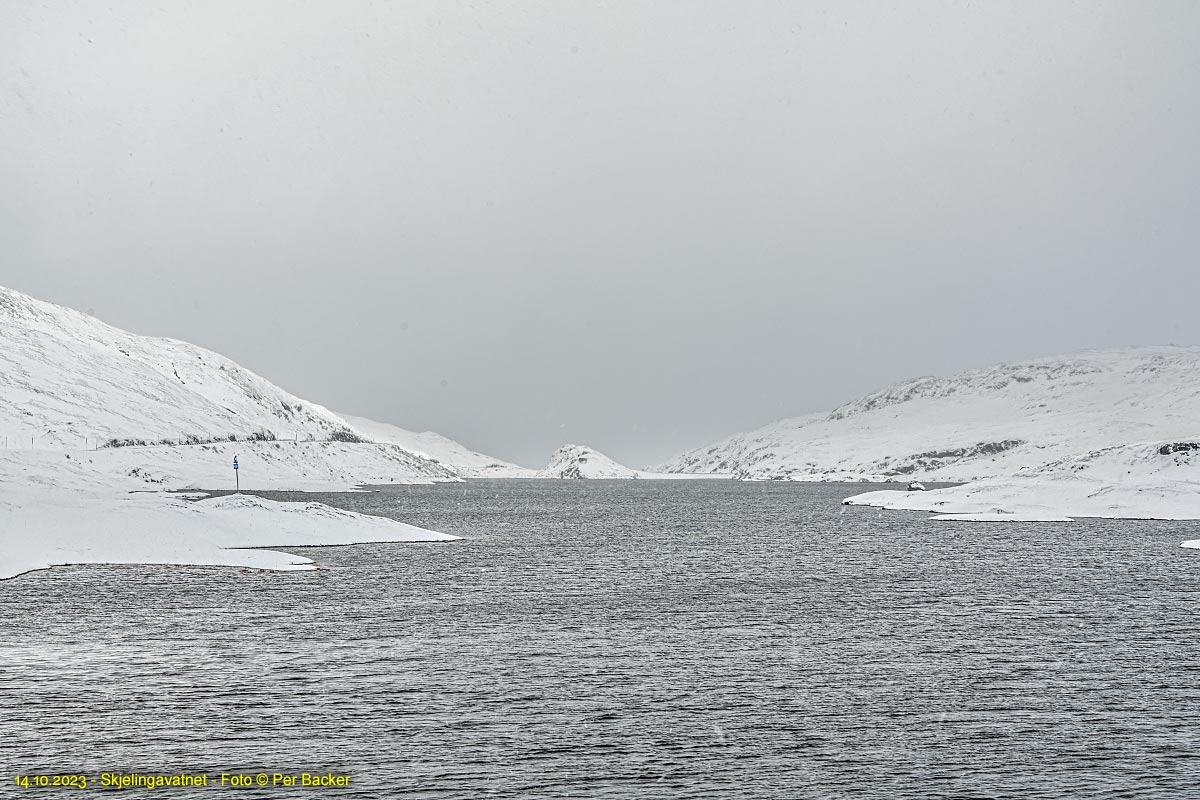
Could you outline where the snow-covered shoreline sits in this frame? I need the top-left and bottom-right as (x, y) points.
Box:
(843, 437), (1200, 524)
(841, 439), (1200, 550)
(0, 432), (462, 582)
(1, 485), (458, 582)
(844, 478), (1200, 522)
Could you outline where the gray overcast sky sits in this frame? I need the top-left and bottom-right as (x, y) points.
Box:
(3, 1), (1199, 468)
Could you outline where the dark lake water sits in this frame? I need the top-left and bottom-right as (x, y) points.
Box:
(2, 480), (1198, 798)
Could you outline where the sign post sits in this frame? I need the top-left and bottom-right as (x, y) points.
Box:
(233, 455), (239, 492)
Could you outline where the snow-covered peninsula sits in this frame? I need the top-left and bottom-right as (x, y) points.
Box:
(0, 285), (481, 579)
(2, 478), (459, 581)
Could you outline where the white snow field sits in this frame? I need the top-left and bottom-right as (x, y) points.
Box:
(659, 347), (1200, 483)
(0, 441), (459, 493)
(0, 446), (458, 581)
(844, 438), (1200, 524)
(1, 480), (459, 581)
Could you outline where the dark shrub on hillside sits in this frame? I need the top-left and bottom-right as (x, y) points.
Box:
(329, 428), (368, 443)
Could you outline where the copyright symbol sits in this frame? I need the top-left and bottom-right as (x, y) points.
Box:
(256, 773), (268, 786)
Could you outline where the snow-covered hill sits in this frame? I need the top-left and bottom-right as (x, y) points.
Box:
(538, 445), (641, 479)
(0, 285), (361, 448)
(660, 347), (1200, 482)
(339, 413), (535, 478)
(0, 285), (520, 487)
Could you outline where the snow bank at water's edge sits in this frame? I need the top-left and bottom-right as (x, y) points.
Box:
(843, 440), (1200, 548)
(1, 486), (458, 581)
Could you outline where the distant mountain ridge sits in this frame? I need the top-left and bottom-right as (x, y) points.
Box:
(659, 347), (1200, 482)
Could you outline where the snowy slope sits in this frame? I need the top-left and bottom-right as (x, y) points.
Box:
(538, 445), (641, 479)
(0, 441), (459, 493)
(339, 413), (535, 478)
(0, 285), (360, 447)
(0, 285), (465, 487)
(660, 347), (1200, 482)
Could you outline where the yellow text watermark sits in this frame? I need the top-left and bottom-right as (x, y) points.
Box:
(12, 771), (351, 790)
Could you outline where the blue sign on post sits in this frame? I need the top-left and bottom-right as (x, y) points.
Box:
(233, 455), (239, 492)
(233, 456), (239, 471)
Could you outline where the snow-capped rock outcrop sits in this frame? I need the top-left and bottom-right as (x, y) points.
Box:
(538, 445), (640, 479)
(659, 347), (1200, 482)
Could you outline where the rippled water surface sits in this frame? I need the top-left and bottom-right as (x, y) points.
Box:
(3, 480), (1199, 798)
